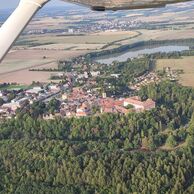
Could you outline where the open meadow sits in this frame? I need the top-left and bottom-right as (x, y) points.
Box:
(156, 56), (194, 87)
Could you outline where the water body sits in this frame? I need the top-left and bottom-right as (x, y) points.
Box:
(96, 45), (190, 64)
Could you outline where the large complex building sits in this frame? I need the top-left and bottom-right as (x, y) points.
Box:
(124, 96), (156, 111)
(100, 96), (156, 114)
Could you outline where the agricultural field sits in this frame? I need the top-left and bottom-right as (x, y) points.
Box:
(27, 16), (72, 30)
(120, 28), (194, 46)
(31, 43), (105, 51)
(156, 56), (194, 87)
(0, 30), (140, 84)
(0, 69), (58, 85)
(2, 3), (194, 85)
(0, 49), (87, 84)
(16, 31), (139, 46)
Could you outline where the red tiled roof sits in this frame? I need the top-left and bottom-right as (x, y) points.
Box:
(114, 100), (124, 106)
(102, 107), (117, 113)
(124, 97), (155, 110)
(76, 112), (89, 117)
(114, 105), (129, 114)
(100, 96), (155, 114)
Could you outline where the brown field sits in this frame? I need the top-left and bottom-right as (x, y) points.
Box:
(0, 69), (54, 85)
(26, 17), (72, 30)
(4, 49), (87, 61)
(118, 28), (194, 47)
(156, 56), (194, 87)
(0, 49), (88, 84)
(141, 29), (194, 41)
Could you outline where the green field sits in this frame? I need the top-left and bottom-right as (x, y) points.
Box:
(0, 84), (30, 90)
(156, 56), (194, 87)
(16, 31), (139, 46)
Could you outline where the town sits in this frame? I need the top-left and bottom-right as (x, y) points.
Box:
(1, 2), (194, 193)
(0, 54), (160, 119)
(0, 82), (156, 119)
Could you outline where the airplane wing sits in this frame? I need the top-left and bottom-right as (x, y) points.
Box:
(0, 0), (193, 63)
(0, 0), (49, 63)
(65, 0), (193, 10)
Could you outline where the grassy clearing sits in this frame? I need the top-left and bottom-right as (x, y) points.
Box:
(156, 56), (194, 87)
(0, 84), (30, 90)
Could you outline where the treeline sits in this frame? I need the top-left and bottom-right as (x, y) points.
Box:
(15, 39), (54, 47)
(86, 38), (194, 60)
(0, 82), (194, 193)
(29, 68), (60, 72)
(101, 31), (142, 50)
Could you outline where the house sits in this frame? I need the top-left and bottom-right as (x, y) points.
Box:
(91, 71), (100, 77)
(0, 107), (13, 119)
(77, 72), (88, 79)
(2, 97), (29, 112)
(66, 111), (75, 118)
(114, 105), (131, 115)
(49, 85), (60, 92)
(26, 87), (43, 95)
(2, 102), (20, 112)
(102, 92), (107, 98)
(62, 93), (68, 100)
(124, 96), (155, 111)
(76, 102), (91, 117)
(100, 98), (129, 114)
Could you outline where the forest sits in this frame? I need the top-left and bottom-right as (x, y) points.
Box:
(0, 81), (194, 193)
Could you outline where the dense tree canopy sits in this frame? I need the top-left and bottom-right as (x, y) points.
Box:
(0, 81), (194, 193)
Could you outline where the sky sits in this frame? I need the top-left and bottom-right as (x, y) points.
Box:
(0, 0), (65, 9)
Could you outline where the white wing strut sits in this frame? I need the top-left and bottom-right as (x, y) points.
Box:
(0, 0), (49, 63)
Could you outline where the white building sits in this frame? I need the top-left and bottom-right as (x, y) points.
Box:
(91, 71), (100, 77)
(49, 85), (60, 91)
(26, 87), (43, 95)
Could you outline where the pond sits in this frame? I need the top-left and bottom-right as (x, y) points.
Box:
(96, 45), (190, 64)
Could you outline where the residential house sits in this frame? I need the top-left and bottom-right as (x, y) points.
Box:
(76, 102), (91, 117)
